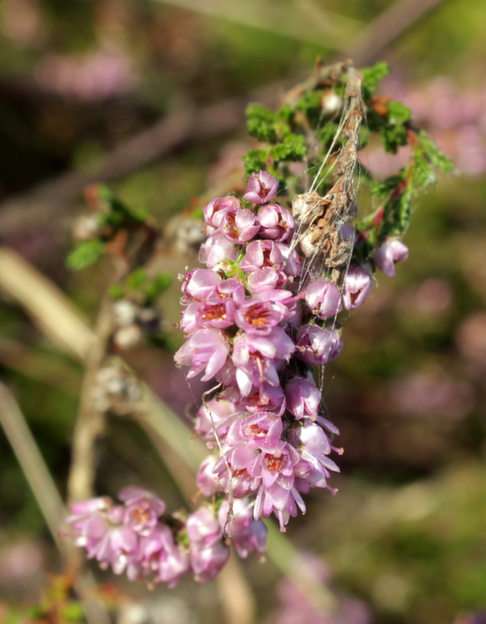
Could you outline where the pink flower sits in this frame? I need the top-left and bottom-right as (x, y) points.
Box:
(303, 279), (341, 319)
(187, 506), (222, 548)
(197, 455), (222, 496)
(232, 329), (295, 396)
(195, 390), (239, 445)
(243, 170), (278, 204)
(226, 411), (283, 451)
(279, 243), (303, 277)
(137, 525), (189, 587)
(219, 499), (267, 558)
(257, 203), (294, 241)
(81, 505), (138, 575)
(291, 422), (339, 474)
(239, 383), (286, 416)
(343, 266), (372, 310)
(251, 443), (305, 530)
(220, 208), (260, 243)
(204, 195), (240, 232)
(119, 487), (166, 536)
(190, 540), (229, 582)
(375, 239), (409, 277)
(247, 267), (287, 292)
(240, 239), (285, 273)
(182, 269), (221, 301)
(175, 328), (229, 381)
(285, 377), (321, 420)
(199, 233), (236, 268)
(296, 325), (342, 366)
(182, 298), (236, 333)
(235, 297), (289, 335)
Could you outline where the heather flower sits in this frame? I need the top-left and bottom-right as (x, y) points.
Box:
(219, 499), (267, 558)
(220, 208), (260, 243)
(187, 506), (229, 582)
(190, 540), (230, 583)
(183, 298), (236, 332)
(194, 390), (239, 444)
(119, 487), (166, 536)
(247, 267), (287, 292)
(137, 525), (189, 587)
(374, 238), (409, 277)
(225, 411), (283, 450)
(296, 325), (343, 366)
(240, 239), (285, 272)
(239, 383), (286, 415)
(197, 455), (222, 496)
(199, 233), (236, 268)
(290, 422), (340, 475)
(232, 329), (295, 395)
(285, 376), (321, 420)
(83, 505), (137, 575)
(235, 297), (289, 335)
(182, 268), (221, 302)
(186, 506), (222, 548)
(343, 266), (372, 310)
(257, 203), (294, 241)
(303, 279), (341, 319)
(243, 170), (278, 204)
(279, 243), (303, 277)
(175, 329), (229, 381)
(252, 443), (305, 529)
(204, 195), (240, 232)
(216, 278), (246, 305)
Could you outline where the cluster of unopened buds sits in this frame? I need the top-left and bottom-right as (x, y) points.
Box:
(66, 170), (409, 586)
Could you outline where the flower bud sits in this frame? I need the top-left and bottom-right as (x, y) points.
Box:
(374, 239), (409, 277)
(243, 171), (278, 205)
(343, 266), (372, 310)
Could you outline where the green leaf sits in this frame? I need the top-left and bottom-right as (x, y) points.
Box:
(417, 130), (454, 172)
(388, 100), (411, 125)
(246, 103), (278, 142)
(66, 240), (105, 270)
(361, 62), (389, 100)
(126, 268), (148, 289)
(270, 133), (307, 162)
(145, 273), (172, 302)
(244, 148), (269, 175)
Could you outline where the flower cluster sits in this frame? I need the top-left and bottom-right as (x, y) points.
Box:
(175, 170), (409, 538)
(65, 169), (409, 586)
(65, 486), (265, 587)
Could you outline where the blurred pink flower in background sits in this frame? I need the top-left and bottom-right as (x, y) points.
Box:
(34, 49), (136, 101)
(388, 369), (474, 421)
(456, 313), (486, 370)
(268, 554), (370, 624)
(399, 278), (453, 318)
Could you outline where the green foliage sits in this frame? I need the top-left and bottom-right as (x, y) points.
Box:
(246, 103), (278, 142)
(295, 89), (323, 124)
(110, 268), (172, 303)
(367, 99), (412, 153)
(97, 185), (149, 226)
(416, 130), (454, 173)
(361, 61), (389, 100)
(66, 239), (105, 270)
(376, 130), (453, 239)
(270, 133), (307, 162)
(244, 147), (269, 175)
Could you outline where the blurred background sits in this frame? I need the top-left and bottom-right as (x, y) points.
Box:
(0, 1), (486, 623)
